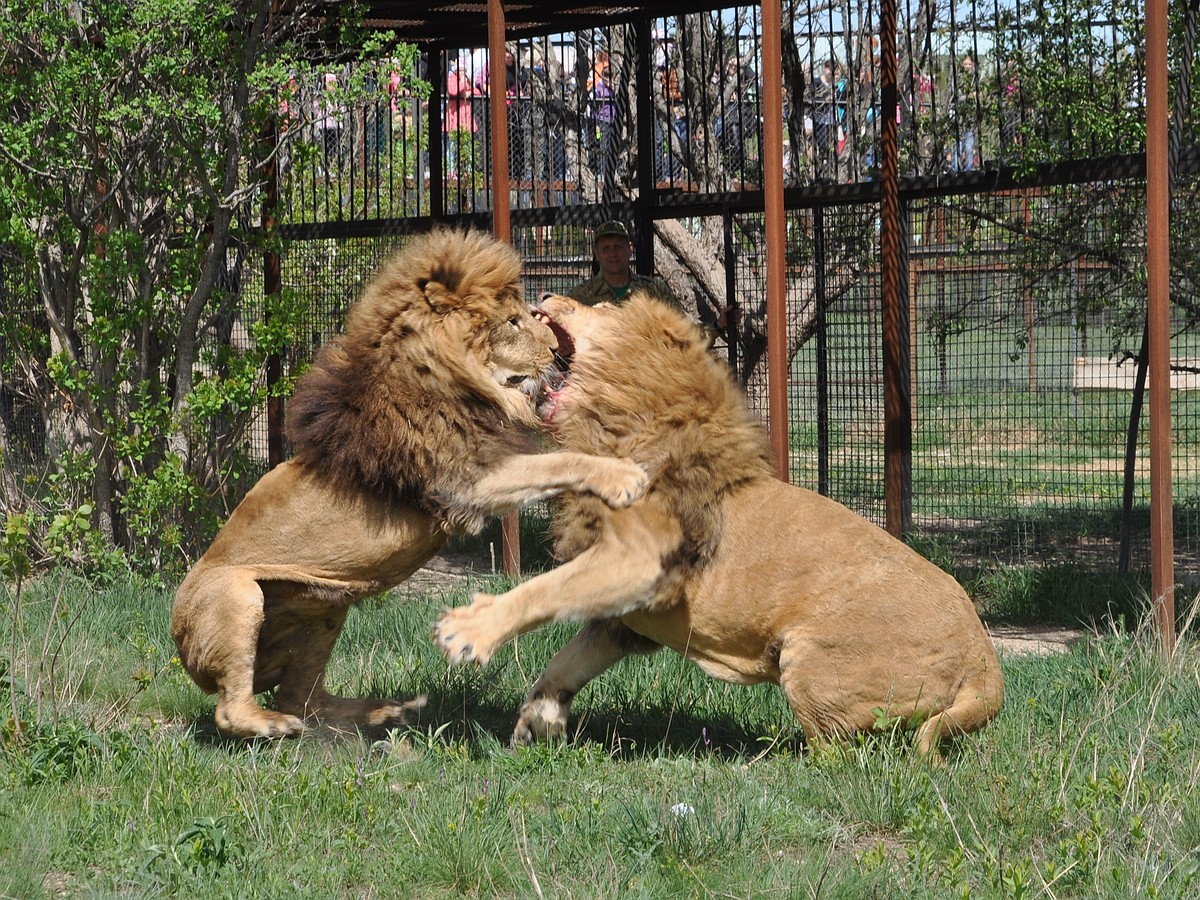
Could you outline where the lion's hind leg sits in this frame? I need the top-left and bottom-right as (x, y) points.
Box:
(173, 568), (305, 739)
(267, 599), (424, 732)
(912, 665), (1004, 762)
(512, 620), (661, 746)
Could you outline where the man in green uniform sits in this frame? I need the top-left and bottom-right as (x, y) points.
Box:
(568, 220), (685, 312)
(569, 220), (732, 347)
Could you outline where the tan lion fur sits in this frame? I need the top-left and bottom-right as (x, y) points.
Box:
(435, 293), (1004, 759)
(172, 231), (648, 739)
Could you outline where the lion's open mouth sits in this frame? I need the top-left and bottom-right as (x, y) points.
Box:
(530, 306), (575, 421)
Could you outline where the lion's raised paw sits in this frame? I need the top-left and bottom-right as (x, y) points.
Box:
(434, 595), (505, 667)
(595, 460), (649, 508)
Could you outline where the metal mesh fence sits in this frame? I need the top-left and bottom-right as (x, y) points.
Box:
(3, 3), (1198, 589)
(777, 187), (1200, 579)
(273, 2), (1154, 221)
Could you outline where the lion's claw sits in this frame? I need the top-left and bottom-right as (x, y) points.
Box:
(435, 596), (503, 667)
(601, 460), (649, 508)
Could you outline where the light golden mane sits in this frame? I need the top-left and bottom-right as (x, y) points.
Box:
(552, 293), (775, 564)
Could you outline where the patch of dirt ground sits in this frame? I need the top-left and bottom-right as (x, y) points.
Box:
(988, 624), (1086, 656)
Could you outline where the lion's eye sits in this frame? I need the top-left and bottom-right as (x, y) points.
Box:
(508, 316), (522, 328)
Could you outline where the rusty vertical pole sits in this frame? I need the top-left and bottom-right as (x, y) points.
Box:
(761, 0), (789, 480)
(263, 113), (284, 470)
(488, 0), (520, 576)
(1146, 0), (1174, 651)
(488, 0), (512, 241)
(880, 0), (910, 535)
(634, 20), (655, 261)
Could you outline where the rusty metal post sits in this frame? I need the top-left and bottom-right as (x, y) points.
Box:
(634, 20), (655, 261)
(487, 0), (520, 576)
(880, 0), (911, 535)
(1146, 0), (1175, 651)
(760, 0), (789, 480)
(488, 1), (511, 241)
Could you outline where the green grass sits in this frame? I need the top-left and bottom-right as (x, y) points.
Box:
(4, 573), (1200, 898)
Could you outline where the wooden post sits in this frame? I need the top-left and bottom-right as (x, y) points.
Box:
(1146, 0), (1175, 652)
(880, 0), (911, 535)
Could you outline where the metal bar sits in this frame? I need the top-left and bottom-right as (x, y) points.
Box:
(488, 0), (520, 577)
(1146, 0), (1174, 652)
(635, 20), (655, 273)
(761, 0), (789, 480)
(262, 115), (285, 470)
(814, 205), (828, 496)
(428, 50), (445, 219)
(880, 0), (911, 536)
(723, 209), (740, 380)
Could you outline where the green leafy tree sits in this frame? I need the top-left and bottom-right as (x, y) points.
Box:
(0, 0), (408, 576)
(984, 0), (1199, 357)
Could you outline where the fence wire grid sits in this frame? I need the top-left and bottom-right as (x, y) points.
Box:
(2, 2), (1198, 590)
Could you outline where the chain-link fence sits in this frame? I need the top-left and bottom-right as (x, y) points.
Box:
(3, 3), (1197, 588)
(775, 187), (1199, 579)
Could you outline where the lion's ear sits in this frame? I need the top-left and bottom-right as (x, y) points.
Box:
(419, 278), (460, 312)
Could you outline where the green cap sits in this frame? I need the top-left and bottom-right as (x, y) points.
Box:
(594, 220), (631, 241)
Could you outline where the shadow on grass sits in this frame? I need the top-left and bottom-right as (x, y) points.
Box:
(414, 686), (805, 762)
(188, 713), (429, 759)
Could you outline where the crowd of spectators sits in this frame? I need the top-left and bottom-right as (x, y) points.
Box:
(286, 39), (1016, 200)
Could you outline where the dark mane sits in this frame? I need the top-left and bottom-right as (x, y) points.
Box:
(285, 229), (540, 533)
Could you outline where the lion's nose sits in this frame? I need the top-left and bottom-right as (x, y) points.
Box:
(540, 292), (554, 302)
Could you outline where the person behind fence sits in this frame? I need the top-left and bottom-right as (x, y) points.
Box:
(657, 62), (688, 180)
(948, 54), (979, 173)
(568, 220), (683, 311)
(530, 44), (570, 192)
(315, 71), (344, 174)
(591, 64), (616, 183)
(444, 58), (475, 179)
(715, 55), (757, 174)
(569, 221), (732, 353)
(809, 60), (840, 178)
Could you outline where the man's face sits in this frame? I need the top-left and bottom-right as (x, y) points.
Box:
(595, 236), (633, 279)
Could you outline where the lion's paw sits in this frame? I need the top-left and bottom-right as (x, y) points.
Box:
(364, 694), (427, 727)
(434, 594), (505, 666)
(596, 459), (649, 508)
(217, 706), (305, 740)
(511, 693), (569, 746)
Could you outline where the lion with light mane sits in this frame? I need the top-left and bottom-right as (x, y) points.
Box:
(172, 231), (647, 739)
(435, 292), (1003, 759)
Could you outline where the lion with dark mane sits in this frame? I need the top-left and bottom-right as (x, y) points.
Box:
(172, 231), (646, 739)
(435, 292), (1003, 760)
